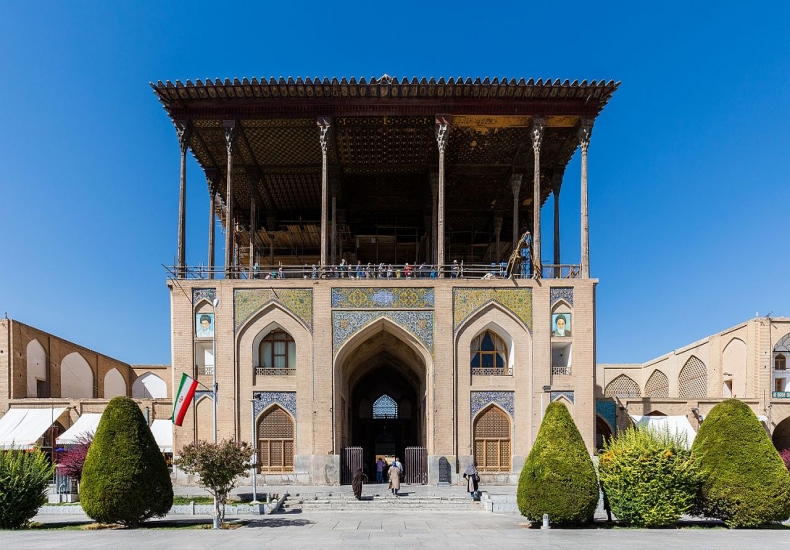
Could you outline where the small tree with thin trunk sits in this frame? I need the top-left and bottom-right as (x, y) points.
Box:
(57, 432), (93, 484)
(176, 440), (253, 525)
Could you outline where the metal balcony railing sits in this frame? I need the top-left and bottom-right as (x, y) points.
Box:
(552, 366), (571, 376)
(255, 367), (296, 376)
(471, 366), (513, 376)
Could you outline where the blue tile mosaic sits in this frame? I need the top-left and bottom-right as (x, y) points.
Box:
(550, 287), (574, 307)
(550, 390), (575, 404)
(596, 399), (616, 429)
(252, 391), (297, 418)
(234, 289), (313, 333)
(331, 287), (434, 309)
(333, 310), (433, 355)
(470, 391), (515, 419)
(193, 389), (214, 402)
(193, 288), (217, 305)
(453, 288), (532, 333)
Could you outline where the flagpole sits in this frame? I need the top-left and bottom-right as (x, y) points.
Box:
(211, 297), (219, 529)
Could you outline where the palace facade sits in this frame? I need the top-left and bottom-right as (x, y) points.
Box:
(154, 76), (617, 484)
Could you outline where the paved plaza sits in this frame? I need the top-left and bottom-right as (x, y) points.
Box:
(9, 507), (789, 550)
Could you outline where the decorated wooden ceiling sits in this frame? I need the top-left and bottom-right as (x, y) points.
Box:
(152, 76), (618, 258)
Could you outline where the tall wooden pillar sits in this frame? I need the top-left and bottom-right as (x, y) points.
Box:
(249, 197), (257, 275)
(330, 175), (339, 267)
(435, 117), (449, 276)
(318, 117), (331, 272)
(579, 121), (593, 278)
(206, 169), (217, 279)
(430, 173), (438, 265)
(530, 117), (545, 279)
(493, 212), (503, 262)
(552, 171), (564, 277)
(223, 120), (236, 278)
(510, 174), (523, 252)
(176, 121), (190, 278)
(267, 212), (277, 267)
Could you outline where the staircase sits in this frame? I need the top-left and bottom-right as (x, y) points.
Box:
(281, 488), (484, 512)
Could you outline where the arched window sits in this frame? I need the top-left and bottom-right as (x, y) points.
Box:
(678, 356), (707, 399)
(473, 406), (511, 472)
(604, 375), (641, 398)
(471, 331), (509, 375)
(257, 330), (296, 375)
(644, 370), (669, 398)
(257, 406), (294, 472)
(372, 394), (398, 419)
(776, 354), (787, 371)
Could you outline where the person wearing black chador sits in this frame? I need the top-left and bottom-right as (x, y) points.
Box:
(352, 468), (364, 500)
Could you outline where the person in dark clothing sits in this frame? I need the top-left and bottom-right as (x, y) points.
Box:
(352, 467), (364, 500)
(463, 463), (480, 498)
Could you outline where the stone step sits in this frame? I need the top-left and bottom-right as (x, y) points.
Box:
(283, 495), (483, 512)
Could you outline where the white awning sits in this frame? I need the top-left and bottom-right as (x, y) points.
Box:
(630, 414), (697, 447)
(150, 419), (173, 453)
(0, 408), (66, 450)
(57, 413), (102, 446)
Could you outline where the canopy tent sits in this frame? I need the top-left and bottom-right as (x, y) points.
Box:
(630, 415), (697, 447)
(56, 413), (102, 445)
(0, 408), (66, 449)
(150, 419), (173, 453)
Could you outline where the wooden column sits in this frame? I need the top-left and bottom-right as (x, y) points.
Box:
(267, 212), (277, 267)
(330, 176), (339, 267)
(510, 174), (523, 252)
(318, 117), (331, 272)
(249, 196), (256, 275)
(530, 118), (545, 279)
(206, 169), (217, 279)
(223, 120), (236, 278)
(435, 117), (449, 276)
(579, 121), (593, 278)
(176, 121), (190, 278)
(493, 212), (503, 262)
(552, 171), (563, 277)
(430, 173), (438, 265)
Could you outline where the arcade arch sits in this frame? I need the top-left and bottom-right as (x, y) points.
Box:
(26, 340), (47, 397)
(60, 352), (94, 398)
(132, 372), (167, 398)
(103, 368), (127, 398)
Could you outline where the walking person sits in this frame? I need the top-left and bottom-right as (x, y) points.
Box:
(376, 457), (385, 484)
(352, 467), (364, 500)
(463, 463), (480, 499)
(388, 460), (401, 496)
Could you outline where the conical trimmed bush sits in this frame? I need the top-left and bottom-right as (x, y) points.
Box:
(80, 396), (173, 527)
(517, 401), (599, 525)
(692, 398), (790, 527)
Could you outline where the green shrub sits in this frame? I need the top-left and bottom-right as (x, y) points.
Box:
(517, 401), (599, 525)
(692, 398), (790, 527)
(80, 397), (173, 527)
(598, 425), (700, 527)
(0, 448), (55, 529)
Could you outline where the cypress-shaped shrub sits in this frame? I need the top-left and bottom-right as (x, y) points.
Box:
(0, 449), (55, 529)
(692, 398), (790, 527)
(80, 396), (173, 527)
(598, 425), (700, 527)
(517, 401), (599, 525)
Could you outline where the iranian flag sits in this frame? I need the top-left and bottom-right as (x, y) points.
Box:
(172, 373), (199, 426)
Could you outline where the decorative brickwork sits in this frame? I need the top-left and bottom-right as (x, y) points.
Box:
(194, 389), (213, 402)
(604, 375), (641, 398)
(644, 369), (669, 398)
(192, 288), (216, 305)
(678, 356), (707, 399)
(252, 391), (297, 418)
(453, 288), (532, 333)
(234, 289), (313, 333)
(333, 311), (433, 355)
(470, 391), (515, 419)
(550, 287), (574, 307)
(331, 287), (434, 309)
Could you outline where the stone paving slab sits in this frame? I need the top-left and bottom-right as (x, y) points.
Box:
(13, 509), (789, 549)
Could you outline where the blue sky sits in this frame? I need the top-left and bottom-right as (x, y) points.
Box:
(1, 2), (788, 365)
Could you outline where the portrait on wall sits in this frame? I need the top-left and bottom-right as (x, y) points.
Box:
(552, 313), (571, 337)
(195, 313), (214, 338)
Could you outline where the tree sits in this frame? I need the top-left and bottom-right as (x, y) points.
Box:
(598, 425), (700, 527)
(692, 399), (790, 527)
(0, 448), (55, 529)
(517, 401), (599, 526)
(57, 431), (93, 483)
(176, 439), (253, 525)
(80, 397), (173, 527)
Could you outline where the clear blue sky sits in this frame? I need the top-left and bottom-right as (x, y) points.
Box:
(1, 2), (788, 365)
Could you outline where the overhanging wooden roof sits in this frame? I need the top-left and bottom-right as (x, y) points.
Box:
(152, 76), (619, 263)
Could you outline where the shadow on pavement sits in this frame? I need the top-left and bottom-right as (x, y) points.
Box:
(245, 518), (314, 528)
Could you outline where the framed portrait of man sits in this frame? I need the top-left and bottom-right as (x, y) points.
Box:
(552, 313), (571, 337)
(195, 313), (214, 338)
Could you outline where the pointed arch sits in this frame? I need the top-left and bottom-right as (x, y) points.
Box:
(372, 394), (398, 419)
(722, 338), (747, 398)
(26, 339), (47, 397)
(132, 372), (167, 398)
(552, 394), (573, 409)
(678, 356), (707, 398)
(596, 415), (613, 451)
(256, 404), (294, 472)
(470, 327), (510, 375)
(604, 374), (641, 398)
(254, 323), (296, 375)
(473, 404), (511, 472)
(455, 301), (530, 341)
(103, 368), (127, 398)
(237, 301), (310, 340)
(644, 369), (669, 398)
(60, 352), (94, 398)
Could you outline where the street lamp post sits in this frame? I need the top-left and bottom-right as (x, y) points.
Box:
(250, 399), (259, 504)
(210, 297), (220, 529)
